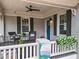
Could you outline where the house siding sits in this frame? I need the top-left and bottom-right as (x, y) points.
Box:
(44, 9), (66, 40)
(34, 18), (45, 38)
(71, 6), (79, 59)
(3, 16), (45, 38)
(71, 7), (79, 38)
(5, 16), (17, 36)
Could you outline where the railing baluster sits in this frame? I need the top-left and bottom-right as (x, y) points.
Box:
(9, 49), (11, 59)
(35, 45), (37, 56)
(18, 48), (20, 59)
(64, 45), (66, 51)
(37, 44), (39, 59)
(57, 45), (59, 53)
(30, 46), (32, 58)
(26, 46), (28, 58)
(53, 44), (54, 54)
(3, 50), (6, 59)
(0, 50), (2, 59)
(13, 48), (16, 59)
(51, 44), (52, 54)
(33, 45), (35, 57)
(22, 47), (24, 59)
(54, 43), (56, 53)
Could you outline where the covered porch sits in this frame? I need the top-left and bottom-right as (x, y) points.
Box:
(0, 0), (78, 59)
(0, 0), (72, 42)
(0, 8), (70, 43)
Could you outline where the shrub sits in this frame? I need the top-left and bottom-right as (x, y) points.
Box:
(56, 36), (77, 46)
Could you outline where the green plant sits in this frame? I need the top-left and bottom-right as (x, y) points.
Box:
(18, 36), (25, 58)
(56, 36), (77, 46)
(18, 39), (24, 44)
(18, 33), (25, 44)
(66, 36), (77, 45)
(22, 32), (26, 36)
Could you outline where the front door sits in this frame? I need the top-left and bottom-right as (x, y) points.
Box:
(47, 20), (50, 40)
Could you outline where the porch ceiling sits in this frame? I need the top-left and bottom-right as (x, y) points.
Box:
(0, 0), (63, 13)
(0, 0), (72, 18)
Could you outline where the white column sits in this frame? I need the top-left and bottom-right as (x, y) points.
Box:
(57, 15), (60, 36)
(45, 19), (47, 38)
(0, 15), (4, 36)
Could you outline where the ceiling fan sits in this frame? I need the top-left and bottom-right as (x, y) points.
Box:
(25, 5), (40, 12)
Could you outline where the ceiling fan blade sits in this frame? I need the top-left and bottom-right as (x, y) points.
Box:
(25, 6), (30, 9)
(25, 5), (40, 12)
(32, 9), (40, 11)
(26, 10), (30, 12)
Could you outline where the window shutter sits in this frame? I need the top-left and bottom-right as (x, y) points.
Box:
(17, 16), (21, 34)
(66, 9), (72, 36)
(30, 17), (34, 31)
(53, 14), (57, 35)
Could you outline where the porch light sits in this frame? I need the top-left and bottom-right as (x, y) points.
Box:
(50, 20), (53, 23)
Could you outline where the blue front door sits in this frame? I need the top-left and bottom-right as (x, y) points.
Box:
(47, 20), (50, 40)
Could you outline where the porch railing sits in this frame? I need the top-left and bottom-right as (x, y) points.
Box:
(50, 41), (77, 56)
(0, 41), (77, 59)
(0, 43), (39, 59)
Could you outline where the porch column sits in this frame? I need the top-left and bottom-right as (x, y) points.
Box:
(30, 17), (34, 31)
(0, 1), (6, 41)
(66, 9), (72, 36)
(53, 14), (57, 36)
(0, 15), (4, 35)
(0, 12), (6, 41)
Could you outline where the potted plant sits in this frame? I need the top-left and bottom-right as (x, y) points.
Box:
(22, 32), (26, 36)
(18, 37), (25, 59)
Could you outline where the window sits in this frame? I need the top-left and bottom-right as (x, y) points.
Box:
(60, 14), (67, 34)
(22, 19), (29, 32)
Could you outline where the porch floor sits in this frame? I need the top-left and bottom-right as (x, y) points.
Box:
(51, 52), (77, 59)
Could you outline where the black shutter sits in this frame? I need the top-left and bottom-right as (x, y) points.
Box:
(66, 10), (72, 36)
(17, 16), (21, 34)
(53, 14), (57, 35)
(30, 17), (34, 31)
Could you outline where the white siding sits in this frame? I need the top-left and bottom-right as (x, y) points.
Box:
(71, 7), (79, 38)
(5, 16), (45, 38)
(71, 6), (79, 59)
(34, 18), (45, 38)
(5, 16), (17, 36)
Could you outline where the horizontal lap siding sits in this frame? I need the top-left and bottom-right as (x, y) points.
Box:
(34, 18), (45, 38)
(5, 16), (17, 36)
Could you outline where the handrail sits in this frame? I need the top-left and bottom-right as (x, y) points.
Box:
(0, 43), (38, 50)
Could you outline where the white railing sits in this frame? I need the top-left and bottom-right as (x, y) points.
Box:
(0, 41), (77, 59)
(50, 41), (77, 56)
(0, 43), (39, 59)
